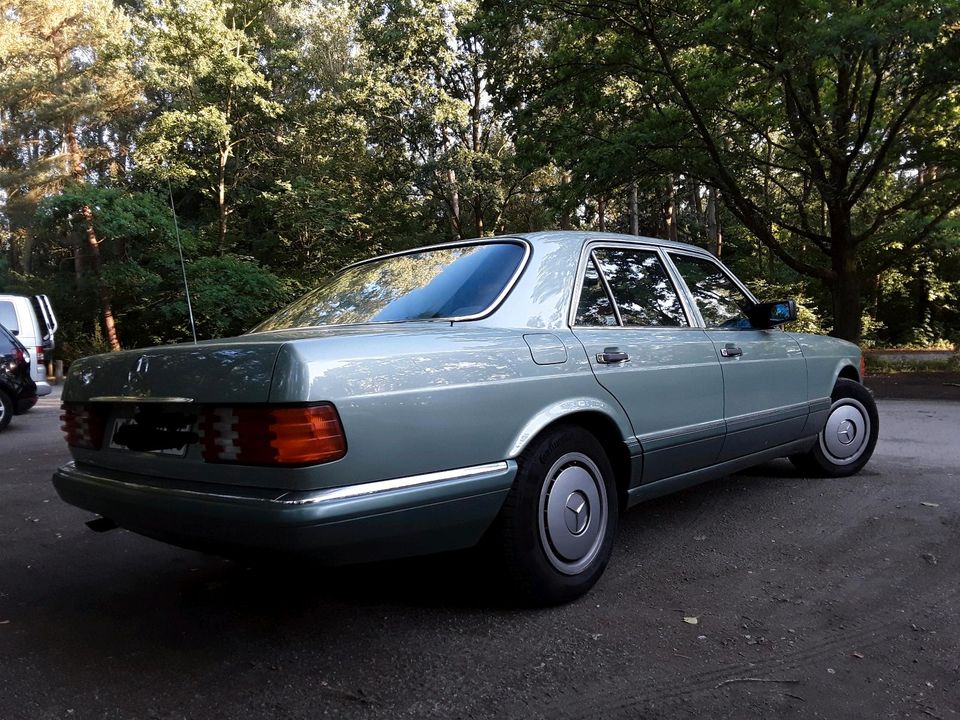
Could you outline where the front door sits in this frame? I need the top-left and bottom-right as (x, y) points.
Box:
(571, 244), (726, 483)
(666, 252), (808, 461)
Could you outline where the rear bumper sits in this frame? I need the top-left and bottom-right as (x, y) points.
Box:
(36, 381), (51, 397)
(52, 460), (516, 563)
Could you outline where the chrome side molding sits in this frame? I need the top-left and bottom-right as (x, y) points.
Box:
(88, 396), (195, 404)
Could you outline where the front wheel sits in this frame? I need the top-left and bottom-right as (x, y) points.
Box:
(791, 378), (879, 477)
(489, 425), (618, 605)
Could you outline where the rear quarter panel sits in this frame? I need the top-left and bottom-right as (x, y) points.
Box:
(269, 326), (633, 490)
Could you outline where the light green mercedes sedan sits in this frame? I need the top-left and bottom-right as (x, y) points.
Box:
(53, 231), (878, 604)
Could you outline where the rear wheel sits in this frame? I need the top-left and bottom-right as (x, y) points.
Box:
(490, 425), (618, 605)
(791, 378), (878, 477)
(0, 390), (12, 431)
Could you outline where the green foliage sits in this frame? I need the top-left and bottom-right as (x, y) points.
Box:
(1, 0), (958, 360)
(481, 0), (960, 342)
(28, 184), (290, 359)
(183, 255), (291, 339)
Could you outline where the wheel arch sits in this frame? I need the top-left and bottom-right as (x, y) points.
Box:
(836, 361), (861, 384)
(508, 401), (635, 514)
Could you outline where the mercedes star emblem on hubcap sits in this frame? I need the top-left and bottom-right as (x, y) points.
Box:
(564, 491), (590, 535)
(837, 419), (856, 445)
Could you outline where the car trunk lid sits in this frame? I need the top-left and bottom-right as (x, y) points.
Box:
(63, 338), (285, 405)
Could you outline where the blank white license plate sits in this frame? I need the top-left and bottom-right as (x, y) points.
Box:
(108, 418), (191, 457)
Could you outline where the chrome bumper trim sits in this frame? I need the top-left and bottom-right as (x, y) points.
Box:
(277, 462), (511, 505)
(56, 460), (512, 508)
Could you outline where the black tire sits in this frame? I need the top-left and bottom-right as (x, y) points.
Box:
(489, 425), (619, 606)
(0, 389), (12, 432)
(790, 378), (879, 478)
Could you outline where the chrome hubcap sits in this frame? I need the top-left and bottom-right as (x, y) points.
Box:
(820, 398), (870, 465)
(538, 452), (608, 575)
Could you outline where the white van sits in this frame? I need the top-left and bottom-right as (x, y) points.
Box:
(0, 294), (58, 396)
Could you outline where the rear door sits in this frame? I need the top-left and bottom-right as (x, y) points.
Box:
(571, 243), (725, 483)
(31, 295), (57, 348)
(666, 251), (807, 460)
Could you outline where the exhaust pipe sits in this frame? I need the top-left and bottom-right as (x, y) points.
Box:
(85, 516), (119, 533)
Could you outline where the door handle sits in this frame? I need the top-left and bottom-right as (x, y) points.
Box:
(597, 347), (630, 364)
(720, 344), (743, 358)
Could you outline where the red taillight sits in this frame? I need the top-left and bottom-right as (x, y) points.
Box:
(199, 403), (347, 466)
(61, 405), (106, 450)
(35, 346), (45, 365)
(860, 353), (867, 380)
(13, 348), (24, 364)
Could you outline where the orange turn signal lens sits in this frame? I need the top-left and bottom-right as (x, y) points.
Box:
(269, 405), (347, 465)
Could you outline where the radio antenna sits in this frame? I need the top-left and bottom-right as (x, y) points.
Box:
(168, 180), (198, 344)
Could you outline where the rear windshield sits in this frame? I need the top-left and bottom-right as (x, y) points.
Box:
(0, 301), (17, 333)
(254, 242), (526, 330)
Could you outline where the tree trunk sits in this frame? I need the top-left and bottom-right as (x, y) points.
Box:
(66, 126), (83, 181)
(80, 204), (121, 352)
(629, 181), (639, 235)
(560, 172), (572, 230)
(706, 186), (722, 256)
(66, 125), (121, 351)
(217, 146), (229, 254)
(597, 197), (606, 232)
(447, 167), (462, 238)
(662, 175), (677, 241)
(830, 268), (861, 344)
(689, 180), (703, 239)
(828, 206), (861, 344)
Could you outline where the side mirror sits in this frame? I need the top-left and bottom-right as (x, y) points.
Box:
(747, 299), (797, 329)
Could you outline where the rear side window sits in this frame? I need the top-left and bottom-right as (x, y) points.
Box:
(668, 253), (753, 328)
(0, 301), (18, 333)
(575, 258), (618, 326)
(592, 248), (688, 327)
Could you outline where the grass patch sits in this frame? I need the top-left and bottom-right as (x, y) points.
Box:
(865, 355), (960, 375)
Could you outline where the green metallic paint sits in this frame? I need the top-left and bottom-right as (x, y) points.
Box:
(53, 231), (868, 563)
(573, 325), (726, 483)
(53, 460), (516, 561)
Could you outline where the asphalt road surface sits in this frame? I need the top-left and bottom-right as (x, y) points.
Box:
(1, 384), (958, 719)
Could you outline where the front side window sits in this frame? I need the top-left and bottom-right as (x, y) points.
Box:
(592, 248), (688, 327)
(254, 242), (526, 330)
(669, 253), (753, 329)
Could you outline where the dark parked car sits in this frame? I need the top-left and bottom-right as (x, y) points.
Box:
(0, 322), (38, 430)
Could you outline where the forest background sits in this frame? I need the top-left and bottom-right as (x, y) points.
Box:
(1, 0), (958, 363)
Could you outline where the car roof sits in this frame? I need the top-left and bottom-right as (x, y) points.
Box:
(343, 230), (715, 272)
(508, 230), (713, 255)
